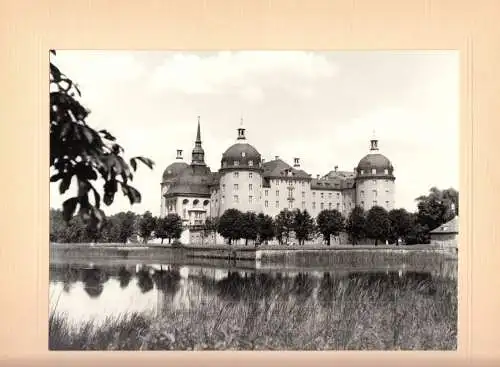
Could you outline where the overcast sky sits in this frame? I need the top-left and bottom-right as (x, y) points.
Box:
(50, 51), (459, 216)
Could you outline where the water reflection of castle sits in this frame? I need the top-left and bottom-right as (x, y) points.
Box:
(49, 260), (457, 320)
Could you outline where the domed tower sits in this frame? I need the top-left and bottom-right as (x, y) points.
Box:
(355, 134), (395, 212)
(161, 149), (188, 216)
(219, 119), (263, 214)
(166, 117), (212, 225)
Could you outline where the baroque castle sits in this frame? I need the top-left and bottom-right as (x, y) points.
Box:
(160, 117), (395, 229)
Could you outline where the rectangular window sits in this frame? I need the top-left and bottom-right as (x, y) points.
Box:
(234, 184), (239, 191)
(302, 181), (305, 187)
(249, 184), (253, 191)
(248, 160), (253, 166)
(337, 192), (340, 198)
(336, 203), (340, 210)
(276, 190), (279, 196)
(360, 169), (364, 174)
(321, 202), (324, 210)
(302, 201), (306, 209)
(312, 202), (316, 209)
(265, 190), (269, 197)
(329, 203), (332, 209)
(276, 201), (279, 208)
(313, 192), (316, 197)
(372, 180), (376, 185)
(373, 189), (377, 197)
(249, 172), (253, 179)
(234, 172), (239, 178)
(234, 195), (239, 203)
(302, 191), (305, 199)
(289, 201), (293, 209)
(265, 200), (269, 208)
(249, 196), (253, 203)
(221, 196), (225, 205)
(222, 184), (225, 192)
(372, 168), (376, 174)
(373, 200), (377, 206)
(360, 190), (365, 198)
(361, 201), (364, 207)
(385, 200), (389, 208)
(234, 161), (239, 166)
(321, 193), (324, 199)
(329, 193), (332, 199)
(384, 169), (388, 175)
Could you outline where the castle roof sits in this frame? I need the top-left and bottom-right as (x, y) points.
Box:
(262, 158), (311, 179)
(162, 161), (189, 182)
(165, 164), (212, 197)
(429, 216), (459, 234)
(220, 122), (262, 170)
(355, 136), (394, 179)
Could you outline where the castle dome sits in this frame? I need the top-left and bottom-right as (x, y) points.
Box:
(220, 120), (262, 170)
(162, 150), (189, 182)
(356, 136), (395, 178)
(166, 164), (212, 197)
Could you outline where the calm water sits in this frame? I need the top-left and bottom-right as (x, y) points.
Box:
(49, 256), (458, 325)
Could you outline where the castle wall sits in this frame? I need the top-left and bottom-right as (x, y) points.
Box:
(219, 170), (263, 214)
(355, 178), (395, 212)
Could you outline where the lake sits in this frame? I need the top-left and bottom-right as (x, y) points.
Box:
(49, 250), (458, 350)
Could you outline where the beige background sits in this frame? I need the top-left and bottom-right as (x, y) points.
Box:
(0, 0), (498, 365)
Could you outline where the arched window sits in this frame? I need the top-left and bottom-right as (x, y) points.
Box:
(182, 199), (189, 205)
(193, 199), (199, 206)
(203, 200), (210, 206)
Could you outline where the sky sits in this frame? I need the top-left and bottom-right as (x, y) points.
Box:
(50, 50), (459, 216)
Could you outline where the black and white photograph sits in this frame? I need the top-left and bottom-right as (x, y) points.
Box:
(49, 50), (458, 350)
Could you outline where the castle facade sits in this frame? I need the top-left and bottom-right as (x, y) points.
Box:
(160, 117), (396, 228)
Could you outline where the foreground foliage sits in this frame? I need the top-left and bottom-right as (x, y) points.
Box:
(50, 51), (154, 230)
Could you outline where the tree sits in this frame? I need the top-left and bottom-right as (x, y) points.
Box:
(346, 206), (366, 245)
(138, 211), (157, 243)
(415, 187), (458, 231)
(293, 209), (315, 246)
(388, 208), (412, 244)
(217, 209), (243, 245)
(202, 217), (219, 244)
(406, 213), (429, 245)
(50, 51), (154, 231)
(114, 211), (138, 244)
(240, 212), (258, 246)
(274, 209), (295, 245)
(256, 213), (275, 245)
(365, 206), (391, 246)
(155, 214), (183, 244)
(316, 209), (344, 246)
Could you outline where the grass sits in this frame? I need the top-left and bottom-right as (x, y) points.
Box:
(49, 275), (457, 351)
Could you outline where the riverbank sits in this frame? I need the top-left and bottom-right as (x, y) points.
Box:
(49, 274), (457, 350)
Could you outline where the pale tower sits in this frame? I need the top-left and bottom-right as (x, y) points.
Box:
(160, 149), (188, 217)
(354, 133), (396, 212)
(218, 119), (263, 214)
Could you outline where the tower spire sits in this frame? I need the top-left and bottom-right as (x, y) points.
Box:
(191, 116), (205, 165)
(196, 115), (201, 143)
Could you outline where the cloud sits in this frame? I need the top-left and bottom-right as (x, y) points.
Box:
(149, 51), (339, 101)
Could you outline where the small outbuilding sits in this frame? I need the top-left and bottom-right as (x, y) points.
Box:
(429, 216), (459, 249)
